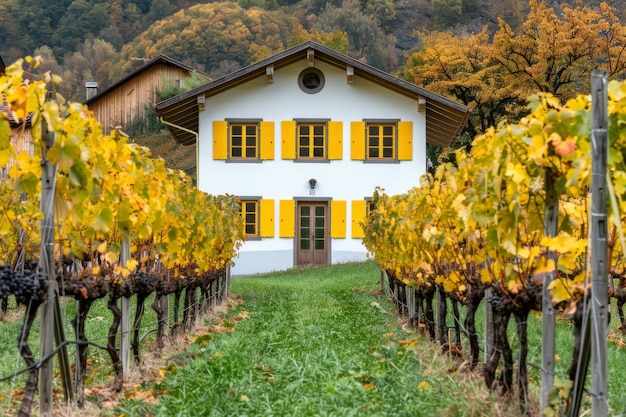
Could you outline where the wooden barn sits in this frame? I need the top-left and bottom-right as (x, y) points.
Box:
(85, 55), (204, 135)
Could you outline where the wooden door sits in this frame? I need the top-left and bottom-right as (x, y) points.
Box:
(296, 201), (329, 266)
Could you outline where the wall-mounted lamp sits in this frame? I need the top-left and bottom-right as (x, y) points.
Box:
(309, 178), (317, 189)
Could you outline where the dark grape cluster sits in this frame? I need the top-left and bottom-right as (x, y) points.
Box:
(131, 271), (154, 293)
(0, 261), (48, 304)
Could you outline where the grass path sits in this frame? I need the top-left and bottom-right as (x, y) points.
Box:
(121, 261), (514, 417)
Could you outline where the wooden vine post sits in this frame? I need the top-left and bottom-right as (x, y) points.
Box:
(38, 118), (73, 414)
(541, 153), (560, 410)
(589, 69), (609, 417)
(38, 121), (57, 416)
(567, 70), (609, 417)
(121, 236), (131, 374)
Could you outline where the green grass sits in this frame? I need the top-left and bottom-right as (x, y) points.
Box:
(119, 262), (528, 417)
(1, 261), (625, 416)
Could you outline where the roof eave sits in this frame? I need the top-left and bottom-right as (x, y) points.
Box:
(156, 41), (470, 147)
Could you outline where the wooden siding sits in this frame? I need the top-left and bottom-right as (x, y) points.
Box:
(2, 125), (33, 180)
(88, 63), (192, 133)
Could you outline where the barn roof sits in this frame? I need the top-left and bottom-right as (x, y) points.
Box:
(85, 54), (203, 106)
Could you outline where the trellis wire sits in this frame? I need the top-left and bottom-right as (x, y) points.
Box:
(0, 265), (229, 395)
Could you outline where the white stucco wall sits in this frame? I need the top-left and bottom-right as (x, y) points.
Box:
(197, 60), (427, 275)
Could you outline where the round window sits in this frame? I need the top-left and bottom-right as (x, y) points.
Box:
(298, 68), (325, 94)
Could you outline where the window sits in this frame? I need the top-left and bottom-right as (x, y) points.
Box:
(366, 198), (376, 216)
(230, 123), (258, 159)
(213, 120), (274, 161)
(298, 123), (326, 159)
(238, 198), (275, 238)
(350, 120), (412, 161)
(239, 199), (259, 237)
(298, 68), (325, 94)
(367, 123), (395, 159)
(282, 120), (342, 160)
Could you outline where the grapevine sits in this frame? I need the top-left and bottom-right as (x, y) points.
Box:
(1, 56), (245, 414)
(364, 81), (626, 413)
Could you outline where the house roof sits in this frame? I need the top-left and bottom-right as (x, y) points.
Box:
(155, 41), (470, 148)
(85, 54), (204, 106)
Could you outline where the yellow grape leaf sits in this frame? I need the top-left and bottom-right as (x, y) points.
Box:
(548, 278), (572, 305)
(5, 209), (16, 222)
(505, 162), (529, 184)
(517, 246), (531, 259)
(0, 122), (11, 166)
(97, 241), (108, 254)
(533, 257), (555, 280)
(442, 279), (457, 294)
(105, 251), (118, 265)
(480, 268), (493, 284)
(117, 266), (131, 278)
(525, 134), (547, 163)
(47, 139), (81, 171)
(91, 207), (113, 233)
(507, 280), (524, 294)
(126, 258), (139, 271)
(92, 266), (101, 275)
(540, 235), (585, 253)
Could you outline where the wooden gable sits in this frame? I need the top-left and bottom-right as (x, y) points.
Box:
(85, 55), (201, 134)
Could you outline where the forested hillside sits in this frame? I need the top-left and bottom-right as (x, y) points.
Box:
(2, 0), (622, 104)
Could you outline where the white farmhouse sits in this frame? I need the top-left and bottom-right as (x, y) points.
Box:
(156, 41), (469, 275)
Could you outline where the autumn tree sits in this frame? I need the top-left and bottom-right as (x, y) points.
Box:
(286, 25), (349, 53)
(404, 0), (626, 166)
(113, 2), (301, 78)
(493, 0), (626, 101)
(314, 0), (400, 71)
(408, 27), (523, 138)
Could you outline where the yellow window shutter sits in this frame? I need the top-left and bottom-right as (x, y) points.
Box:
(350, 121), (365, 160)
(213, 120), (228, 160)
(331, 200), (347, 239)
(281, 120), (296, 159)
(398, 121), (413, 161)
(260, 121), (275, 160)
(279, 200), (295, 238)
(351, 200), (367, 238)
(260, 199), (275, 238)
(328, 121), (343, 160)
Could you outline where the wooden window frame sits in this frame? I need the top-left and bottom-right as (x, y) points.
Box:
(296, 119), (329, 161)
(239, 197), (260, 239)
(365, 120), (398, 161)
(228, 119), (260, 160)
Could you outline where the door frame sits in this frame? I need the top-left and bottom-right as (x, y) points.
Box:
(293, 197), (332, 267)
